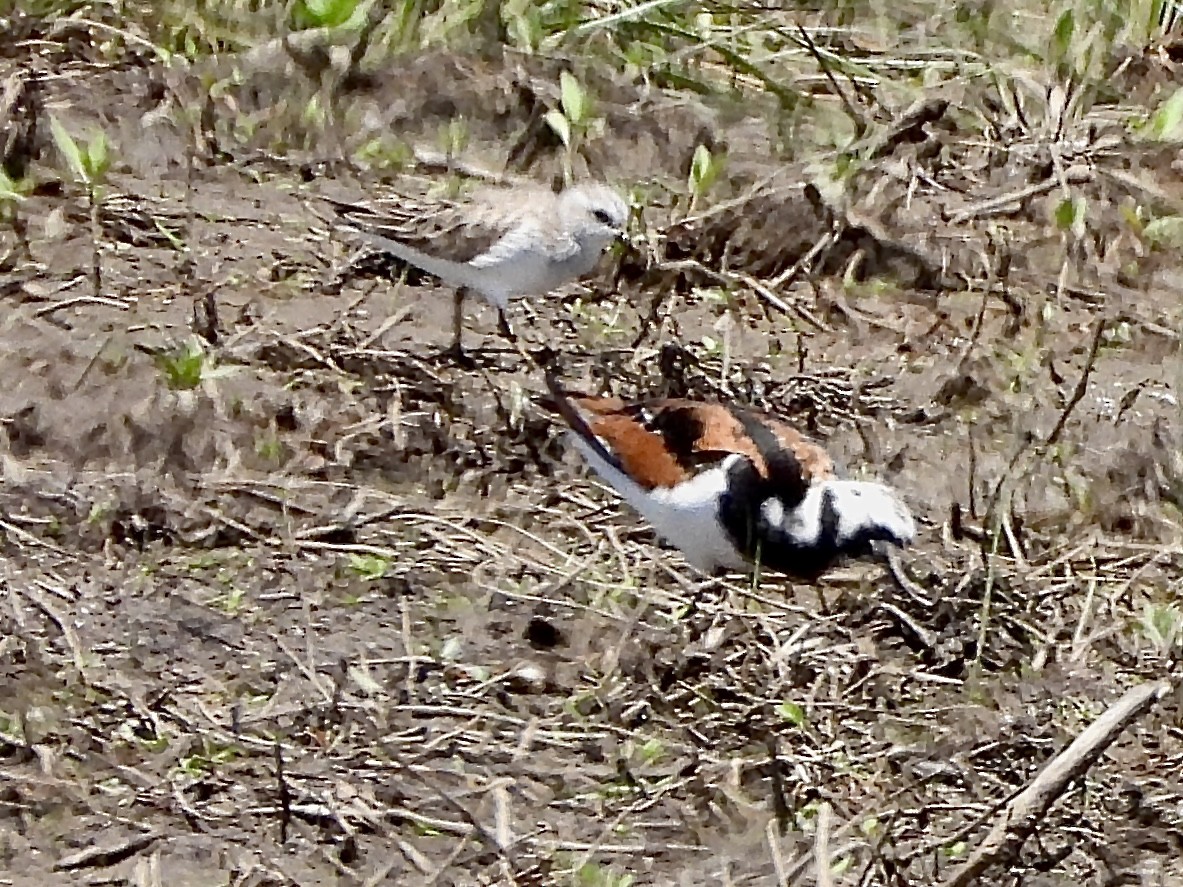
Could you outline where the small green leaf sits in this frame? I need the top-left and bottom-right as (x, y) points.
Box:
(50, 116), (87, 183)
(638, 737), (664, 764)
(348, 553), (390, 581)
(1142, 215), (1183, 248)
(559, 71), (587, 125)
(1149, 88), (1183, 141)
(1053, 198), (1074, 230)
(443, 117), (468, 155)
(831, 856), (853, 876)
(0, 170), (25, 203)
(85, 131), (110, 180)
(504, 5), (543, 52)
(777, 700), (807, 727)
(1052, 9), (1074, 63)
(153, 339), (207, 390)
(690, 144), (711, 188)
(688, 143), (723, 207)
(1053, 196), (1086, 236)
(294, 0), (365, 29)
(1140, 602), (1182, 652)
(543, 109), (571, 146)
(1119, 204), (1144, 234)
(440, 636), (462, 661)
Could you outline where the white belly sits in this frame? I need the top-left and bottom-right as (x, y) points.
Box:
(573, 437), (747, 574)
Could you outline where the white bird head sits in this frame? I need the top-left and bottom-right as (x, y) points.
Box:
(812, 480), (916, 550)
(559, 183), (630, 255)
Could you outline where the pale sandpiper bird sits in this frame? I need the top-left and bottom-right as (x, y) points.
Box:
(326, 181), (629, 363)
(543, 372), (915, 579)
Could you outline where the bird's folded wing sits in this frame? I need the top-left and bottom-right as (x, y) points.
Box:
(325, 195), (519, 264)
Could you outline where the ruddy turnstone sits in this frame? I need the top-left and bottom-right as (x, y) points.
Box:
(326, 181), (628, 362)
(544, 374), (915, 578)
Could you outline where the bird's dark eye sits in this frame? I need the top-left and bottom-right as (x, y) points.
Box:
(593, 209), (613, 225)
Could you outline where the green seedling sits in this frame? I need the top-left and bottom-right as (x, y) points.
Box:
(439, 116), (470, 165)
(211, 586), (246, 614)
(301, 92), (328, 129)
(687, 143), (725, 213)
(777, 700), (808, 727)
(348, 552), (390, 581)
(0, 168), (33, 259)
(1142, 215), (1183, 249)
(0, 168), (30, 209)
(575, 862), (635, 887)
(50, 116), (112, 296)
(831, 856), (853, 877)
(503, 0), (545, 51)
(1049, 8), (1076, 80)
(153, 340), (206, 390)
(292, 0), (372, 30)
(353, 135), (414, 170)
(637, 737), (665, 765)
(255, 434), (284, 464)
(177, 740), (240, 777)
(1052, 195), (1087, 239)
(944, 841), (969, 859)
(1135, 87), (1183, 141)
(151, 336), (233, 391)
(544, 71), (603, 184)
(1139, 601), (1182, 657)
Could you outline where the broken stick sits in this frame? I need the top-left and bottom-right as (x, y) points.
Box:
(937, 679), (1173, 887)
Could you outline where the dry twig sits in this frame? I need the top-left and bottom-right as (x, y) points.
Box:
(937, 679), (1173, 887)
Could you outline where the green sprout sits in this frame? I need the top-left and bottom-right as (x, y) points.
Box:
(777, 700), (808, 727)
(348, 553), (390, 582)
(1139, 602), (1182, 657)
(0, 168), (30, 208)
(687, 143), (725, 213)
(151, 337), (231, 391)
(292, 0), (372, 31)
(637, 737), (665, 765)
(211, 586), (247, 614)
(502, 0), (544, 51)
(1141, 215), (1183, 250)
(544, 71), (603, 184)
(575, 862), (635, 887)
(1134, 88), (1183, 141)
(50, 116), (112, 297)
(439, 116), (470, 165)
(353, 135), (414, 171)
(255, 434), (284, 464)
(0, 168), (33, 259)
(1052, 195), (1087, 239)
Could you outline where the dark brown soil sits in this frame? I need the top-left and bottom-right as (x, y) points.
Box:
(2, 26), (1183, 887)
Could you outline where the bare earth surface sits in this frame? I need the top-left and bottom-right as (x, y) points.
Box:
(3, 23), (1183, 887)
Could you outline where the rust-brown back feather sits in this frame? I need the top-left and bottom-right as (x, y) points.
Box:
(562, 396), (835, 491)
(583, 413), (690, 489)
(763, 418), (835, 481)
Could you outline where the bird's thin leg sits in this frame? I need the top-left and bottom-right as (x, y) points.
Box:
(452, 287), (465, 353)
(437, 287), (475, 366)
(497, 306), (557, 371)
(496, 308), (517, 345)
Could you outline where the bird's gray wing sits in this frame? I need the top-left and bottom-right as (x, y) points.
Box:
(466, 214), (580, 270)
(325, 194), (523, 264)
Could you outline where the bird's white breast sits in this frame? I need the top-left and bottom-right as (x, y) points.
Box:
(572, 436), (746, 573)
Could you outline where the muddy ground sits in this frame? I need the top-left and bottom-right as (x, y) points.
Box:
(2, 19), (1183, 887)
